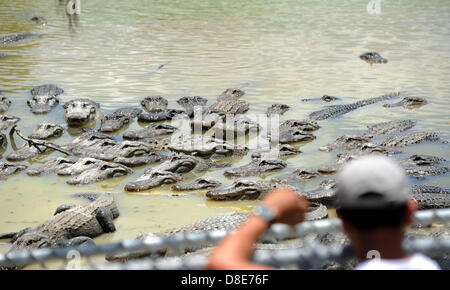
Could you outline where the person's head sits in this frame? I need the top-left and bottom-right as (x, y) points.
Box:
(335, 156), (417, 255)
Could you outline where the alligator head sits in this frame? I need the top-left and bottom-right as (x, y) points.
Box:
(10, 233), (51, 252)
(278, 129), (316, 144)
(0, 94), (11, 112)
(384, 97), (428, 109)
(224, 159), (287, 177)
(218, 88), (245, 99)
(360, 52), (388, 64)
(123, 123), (177, 140)
(66, 162), (133, 185)
(27, 84), (63, 114)
(28, 123), (64, 140)
(206, 180), (275, 200)
(141, 96), (168, 112)
(99, 108), (142, 132)
(172, 177), (222, 191)
(57, 157), (105, 176)
(0, 115), (20, 130)
(157, 153), (207, 174)
(63, 98), (100, 126)
(0, 162), (28, 179)
(125, 169), (183, 192)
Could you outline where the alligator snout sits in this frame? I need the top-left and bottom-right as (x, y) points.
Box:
(63, 99), (100, 127)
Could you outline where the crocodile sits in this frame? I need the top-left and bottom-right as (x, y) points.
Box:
(125, 169), (183, 192)
(383, 97), (428, 109)
(177, 96), (208, 117)
(0, 93), (11, 113)
(99, 107), (142, 132)
(379, 131), (440, 148)
(0, 33), (35, 45)
(251, 144), (302, 159)
(360, 52), (388, 64)
(167, 134), (248, 158)
(63, 98), (101, 126)
(266, 104), (290, 116)
(27, 84), (64, 114)
(6, 194), (119, 253)
(28, 123), (64, 140)
(57, 157), (133, 185)
(362, 120), (416, 136)
(224, 159), (287, 178)
(26, 157), (76, 176)
(172, 177), (222, 191)
(308, 92), (400, 120)
(410, 185), (450, 209)
(0, 115), (20, 130)
(123, 123), (178, 140)
(0, 162), (27, 180)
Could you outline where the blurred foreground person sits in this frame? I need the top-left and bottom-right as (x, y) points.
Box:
(207, 156), (440, 270)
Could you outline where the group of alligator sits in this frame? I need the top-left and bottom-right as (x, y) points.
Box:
(0, 79), (448, 269)
(0, 32), (448, 269)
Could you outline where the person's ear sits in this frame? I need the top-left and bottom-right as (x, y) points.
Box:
(404, 199), (418, 227)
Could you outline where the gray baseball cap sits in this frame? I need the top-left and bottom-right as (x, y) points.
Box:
(335, 155), (410, 209)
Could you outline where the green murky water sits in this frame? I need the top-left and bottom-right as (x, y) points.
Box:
(0, 0), (449, 262)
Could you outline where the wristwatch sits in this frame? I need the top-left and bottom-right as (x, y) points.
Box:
(253, 204), (277, 224)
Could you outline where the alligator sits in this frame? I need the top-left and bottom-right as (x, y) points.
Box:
(124, 153), (222, 191)
(0, 132), (6, 153)
(383, 97), (428, 109)
(26, 157), (76, 176)
(0, 33), (35, 45)
(360, 52), (388, 64)
(6, 194), (119, 253)
(167, 134), (248, 158)
(0, 93), (11, 113)
(114, 151), (166, 167)
(224, 159), (287, 178)
(410, 185), (450, 209)
(106, 205), (327, 262)
(217, 88), (245, 100)
(266, 104), (290, 116)
(301, 95), (341, 102)
(300, 179), (337, 205)
(123, 123), (178, 140)
(63, 98), (101, 126)
(379, 131), (440, 148)
(138, 109), (184, 122)
(28, 123), (64, 139)
(319, 135), (376, 152)
(308, 92), (400, 120)
(277, 128), (316, 144)
(137, 96), (184, 122)
(125, 169), (183, 192)
(63, 130), (116, 155)
(210, 115), (260, 138)
(6, 143), (50, 161)
(99, 107), (142, 132)
(0, 162), (27, 180)
(206, 179), (277, 200)
(177, 96), (208, 117)
(405, 166), (448, 179)
(30, 15), (47, 25)
(272, 168), (321, 182)
(27, 84), (64, 114)
(57, 157), (133, 185)
(280, 120), (321, 132)
(401, 154), (446, 166)
(251, 144), (302, 159)
(362, 120), (416, 136)
(172, 177), (222, 191)
(191, 111), (225, 132)
(0, 115), (20, 130)
(141, 96), (168, 112)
